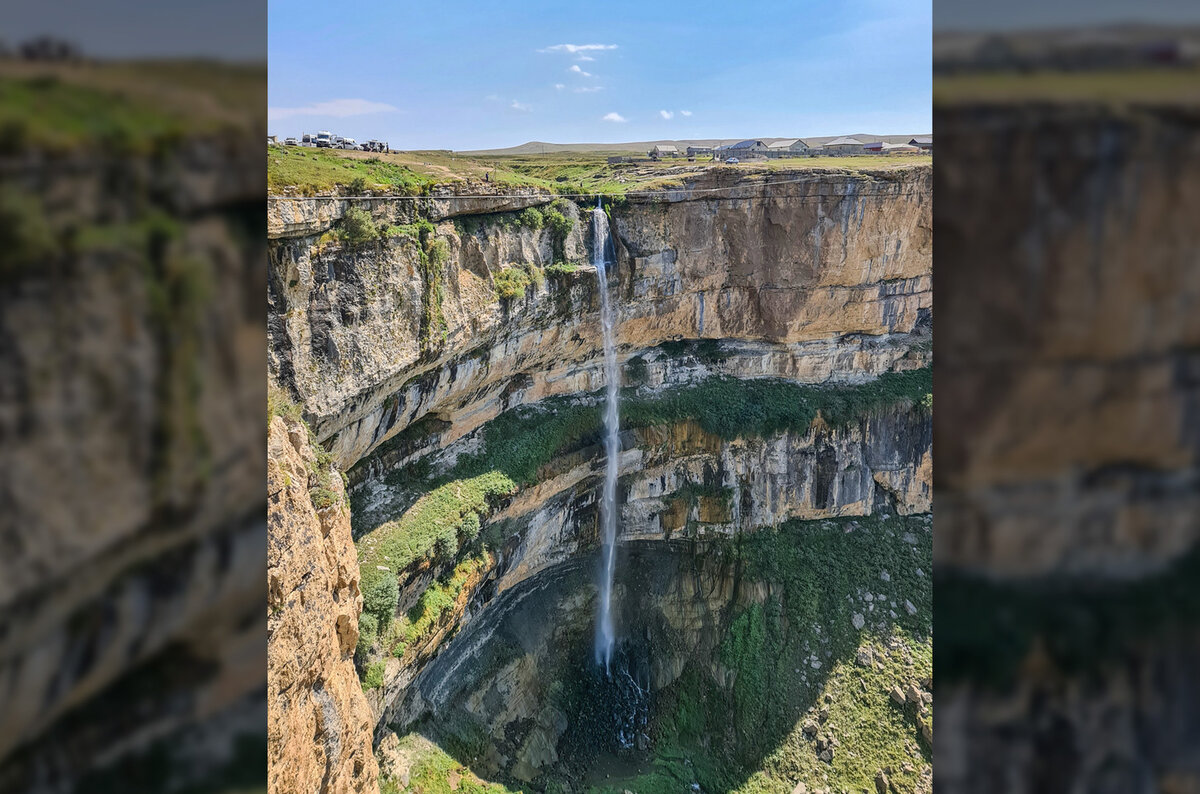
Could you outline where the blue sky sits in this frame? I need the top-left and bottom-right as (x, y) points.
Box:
(269, 0), (932, 150)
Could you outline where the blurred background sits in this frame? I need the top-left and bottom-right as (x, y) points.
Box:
(933, 0), (1200, 791)
(0, 2), (266, 792)
(4, 0), (1200, 791)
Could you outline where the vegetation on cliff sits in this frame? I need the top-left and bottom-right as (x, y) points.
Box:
(589, 513), (933, 794)
(353, 365), (932, 694)
(355, 366), (930, 581)
(269, 387), (345, 511)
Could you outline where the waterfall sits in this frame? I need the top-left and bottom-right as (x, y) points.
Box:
(592, 201), (621, 671)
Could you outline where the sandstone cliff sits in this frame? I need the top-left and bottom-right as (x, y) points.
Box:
(268, 168), (931, 469)
(266, 165), (934, 792)
(268, 415), (380, 794)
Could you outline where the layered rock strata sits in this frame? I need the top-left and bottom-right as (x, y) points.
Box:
(268, 416), (380, 794)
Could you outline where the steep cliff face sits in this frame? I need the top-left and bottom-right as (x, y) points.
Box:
(935, 103), (1200, 794)
(268, 168), (931, 469)
(268, 415), (380, 794)
(266, 165), (933, 792)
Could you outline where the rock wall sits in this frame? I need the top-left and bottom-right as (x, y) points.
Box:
(935, 102), (1200, 794)
(268, 416), (380, 794)
(266, 165), (934, 789)
(268, 168), (931, 470)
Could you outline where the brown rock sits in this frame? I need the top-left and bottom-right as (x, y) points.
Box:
(875, 769), (890, 794)
(268, 416), (380, 794)
(889, 685), (906, 705)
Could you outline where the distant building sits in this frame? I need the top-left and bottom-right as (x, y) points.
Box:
(866, 142), (920, 155)
(908, 136), (933, 152)
(766, 138), (809, 156)
(686, 145), (713, 157)
(650, 144), (680, 158)
(717, 140), (769, 156)
(822, 136), (867, 155)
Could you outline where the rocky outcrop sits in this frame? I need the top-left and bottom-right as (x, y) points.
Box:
(355, 402), (931, 613)
(266, 165), (934, 789)
(268, 183), (555, 239)
(268, 416), (379, 794)
(268, 168), (931, 470)
(936, 105), (1200, 580)
(392, 514), (933, 787)
(936, 101), (1200, 794)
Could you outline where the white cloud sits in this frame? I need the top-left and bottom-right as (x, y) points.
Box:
(569, 64), (592, 77)
(574, 86), (604, 93)
(659, 110), (673, 120)
(268, 98), (398, 119)
(602, 112), (627, 123)
(681, 109), (693, 116)
(554, 83), (565, 90)
(539, 43), (618, 54)
(577, 55), (595, 61)
(510, 100), (531, 112)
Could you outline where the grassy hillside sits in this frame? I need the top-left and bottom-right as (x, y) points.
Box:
(268, 145), (931, 196)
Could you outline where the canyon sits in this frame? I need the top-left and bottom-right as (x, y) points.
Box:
(267, 164), (932, 794)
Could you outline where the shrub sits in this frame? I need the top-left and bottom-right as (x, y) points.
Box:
(356, 470), (517, 586)
(310, 486), (338, 510)
(346, 175), (367, 194)
(267, 386), (303, 423)
(545, 209), (573, 240)
(362, 573), (399, 624)
(362, 660), (385, 690)
(341, 206), (377, 244)
(545, 261), (579, 278)
(517, 206), (544, 229)
(524, 262), (545, 290)
(356, 613), (378, 657)
(494, 266), (531, 300)
(382, 223), (419, 240)
(460, 511), (481, 541)
(427, 237), (449, 266)
(624, 355), (648, 385)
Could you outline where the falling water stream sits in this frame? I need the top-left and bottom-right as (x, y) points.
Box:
(592, 200), (621, 671)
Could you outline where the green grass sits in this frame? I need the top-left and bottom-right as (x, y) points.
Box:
(934, 66), (1200, 105)
(362, 660), (386, 690)
(355, 365), (930, 617)
(268, 146), (436, 195)
(389, 553), (488, 657)
(357, 471), (516, 589)
(380, 734), (526, 794)
(544, 261), (580, 278)
(267, 146), (930, 198)
(762, 154), (931, 171)
(0, 63), (256, 154)
(603, 513), (932, 794)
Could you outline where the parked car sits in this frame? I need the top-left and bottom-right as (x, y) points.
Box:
(284, 137), (298, 146)
(315, 130), (334, 148)
(725, 157), (740, 164)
